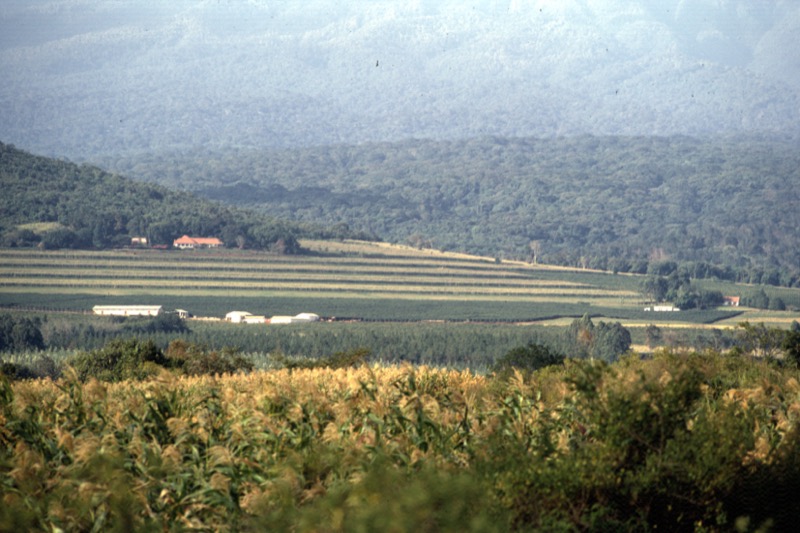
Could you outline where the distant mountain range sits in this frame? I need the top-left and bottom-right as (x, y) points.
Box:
(1, 0), (799, 159)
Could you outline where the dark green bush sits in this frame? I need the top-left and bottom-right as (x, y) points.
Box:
(482, 353), (792, 530)
(274, 347), (371, 370)
(0, 355), (62, 381)
(250, 457), (509, 532)
(783, 329), (800, 367)
(124, 313), (190, 335)
(491, 342), (564, 377)
(164, 339), (253, 375)
(69, 338), (168, 382)
(0, 313), (45, 352)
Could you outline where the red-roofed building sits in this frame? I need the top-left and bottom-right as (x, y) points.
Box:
(723, 296), (740, 307)
(173, 235), (224, 249)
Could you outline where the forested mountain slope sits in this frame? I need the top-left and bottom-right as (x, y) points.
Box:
(103, 135), (800, 286)
(0, 142), (349, 251)
(1, 1), (798, 159)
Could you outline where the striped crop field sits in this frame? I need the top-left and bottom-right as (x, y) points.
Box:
(0, 240), (753, 323)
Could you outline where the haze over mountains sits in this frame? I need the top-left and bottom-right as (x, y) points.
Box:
(1, 0), (799, 159)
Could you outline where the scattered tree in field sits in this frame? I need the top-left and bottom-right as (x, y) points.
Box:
(744, 288), (771, 309)
(672, 285), (724, 310)
(0, 313), (45, 352)
(769, 297), (786, 311)
(641, 273), (724, 309)
(733, 322), (787, 359)
(640, 275), (669, 303)
(562, 314), (631, 362)
(783, 330), (800, 367)
(564, 314), (596, 359)
(592, 321), (633, 362)
(645, 324), (662, 349)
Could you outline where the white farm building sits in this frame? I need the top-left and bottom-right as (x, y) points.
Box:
(226, 311), (321, 325)
(93, 305), (162, 317)
(269, 313), (321, 325)
(643, 305), (681, 312)
(225, 311), (253, 323)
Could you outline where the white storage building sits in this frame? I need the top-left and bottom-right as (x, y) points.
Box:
(269, 313), (321, 325)
(225, 311), (253, 323)
(93, 305), (162, 317)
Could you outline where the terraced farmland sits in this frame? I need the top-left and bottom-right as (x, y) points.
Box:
(0, 241), (742, 323)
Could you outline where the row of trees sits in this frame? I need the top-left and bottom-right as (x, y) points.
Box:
(496, 319), (800, 381)
(4, 315), (800, 385)
(1, 313), (632, 380)
(640, 266), (789, 311)
(68, 338), (254, 382)
(639, 272), (725, 310)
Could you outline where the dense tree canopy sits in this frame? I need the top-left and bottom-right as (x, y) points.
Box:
(101, 135), (800, 286)
(0, 142), (366, 252)
(0, 314), (44, 353)
(559, 315), (632, 363)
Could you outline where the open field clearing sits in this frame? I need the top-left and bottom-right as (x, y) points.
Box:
(1, 241), (797, 325)
(0, 266), (574, 288)
(0, 277), (627, 299)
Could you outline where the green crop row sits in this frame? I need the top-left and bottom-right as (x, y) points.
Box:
(1, 268), (594, 290)
(0, 245), (765, 324)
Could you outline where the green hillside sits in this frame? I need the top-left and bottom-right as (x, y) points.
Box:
(0, 142), (362, 251)
(103, 135), (800, 286)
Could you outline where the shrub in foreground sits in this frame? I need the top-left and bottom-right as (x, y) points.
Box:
(491, 342), (564, 378)
(69, 338), (167, 382)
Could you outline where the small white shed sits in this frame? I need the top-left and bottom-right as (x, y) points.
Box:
(269, 313), (321, 325)
(225, 311), (253, 323)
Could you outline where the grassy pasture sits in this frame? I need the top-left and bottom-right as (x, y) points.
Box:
(0, 240), (792, 325)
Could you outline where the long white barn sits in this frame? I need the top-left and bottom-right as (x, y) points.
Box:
(269, 313), (320, 325)
(93, 305), (162, 317)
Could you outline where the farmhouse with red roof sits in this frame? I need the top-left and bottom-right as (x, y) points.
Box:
(173, 235), (224, 249)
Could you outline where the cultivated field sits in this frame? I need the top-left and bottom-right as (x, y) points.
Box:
(3, 354), (800, 531)
(0, 240), (797, 325)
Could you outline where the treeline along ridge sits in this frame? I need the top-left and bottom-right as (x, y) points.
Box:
(100, 135), (800, 286)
